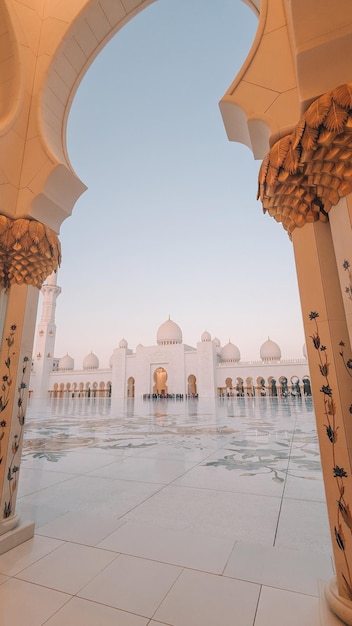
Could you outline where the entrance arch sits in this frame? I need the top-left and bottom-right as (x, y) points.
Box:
(153, 367), (168, 396)
(187, 374), (197, 396)
(127, 376), (135, 398)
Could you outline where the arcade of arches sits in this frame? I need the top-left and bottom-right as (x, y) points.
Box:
(1, 1), (352, 623)
(46, 373), (311, 400)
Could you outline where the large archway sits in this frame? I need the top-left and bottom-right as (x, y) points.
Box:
(54, 1), (278, 368)
(153, 367), (168, 396)
(1, 4), (352, 623)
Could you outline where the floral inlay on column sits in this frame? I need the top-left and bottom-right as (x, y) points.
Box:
(0, 325), (16, 468)
(0, 324), (29, 519)
(309, 311), (352, 598)
(343, 260), (352, 301)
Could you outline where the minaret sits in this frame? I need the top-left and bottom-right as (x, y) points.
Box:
(30, 271), (61, 398)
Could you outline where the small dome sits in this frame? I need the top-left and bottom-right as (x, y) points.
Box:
(157, 317), (182, 345)
(83, 351), (99, 370)
(303, 343), (307, 359)
(201, 330), (211, 342)
(260, 338), (281, 362)
(58, 353), (74, 371)
(213, 337), (221, 348)
(221, 340), (240, 363)
(119, 338), (128, 349)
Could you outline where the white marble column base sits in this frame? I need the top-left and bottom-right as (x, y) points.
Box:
(0, 519), (35, 555)
(324, 578), (352, 625)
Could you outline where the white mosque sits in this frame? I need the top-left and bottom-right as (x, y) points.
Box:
(29, 272), (311, 400)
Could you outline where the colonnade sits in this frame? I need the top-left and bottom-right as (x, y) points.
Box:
(0, 1), (352, 622)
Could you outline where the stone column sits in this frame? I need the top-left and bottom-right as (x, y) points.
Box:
(0, 216), (61, 554)
(329, 198), (352, 349)
(0, 284), (39, 553)
(293, 220), (352, 625)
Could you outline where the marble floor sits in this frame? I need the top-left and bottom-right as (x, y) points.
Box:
(0, 395), (346, 625)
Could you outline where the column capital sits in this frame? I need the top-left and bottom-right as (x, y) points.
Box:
(0, 216), (61, 289)
(258, 83), (352, 236)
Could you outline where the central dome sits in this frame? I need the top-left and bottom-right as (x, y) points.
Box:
(157, 317), (182, 345)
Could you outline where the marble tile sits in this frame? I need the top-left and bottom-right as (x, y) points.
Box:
(224, 541), (334, 595)
(283, 471), (326, 502)
(173, 462), (286, 497)
(0, 577), (70, 626)
(154, 568), (260, 626)
(98, 520), (235, 573)
(254, 585), (321, 626)
(17, 542), (117, 594)
(17, 467), (76, 497)
(73, 444), (151, 458)
(0, 535), (63, 576)
(17, 497), (71, 528)
(18, 474), (163, 519)
(123, 484), (281, 543)
(45, 597), (149, 626)
(22, 450), (117, 474)
(89, 456), (196, 484)
(78, 554), (182, 618)
(36, 510), (125, 545)
(275, 497), (332, 553)
(131, 441), (218, 462)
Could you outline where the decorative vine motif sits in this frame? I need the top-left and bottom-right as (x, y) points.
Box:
(0, 323), (30, 520)
(0, 324), (16, 467)
(3, 351), (29, 519)
(343, 260), (352, 301)
(309, 311), (352, 598)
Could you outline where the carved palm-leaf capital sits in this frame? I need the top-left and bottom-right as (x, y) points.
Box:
(258, 82), (352, 236)
(0, 217), (61, 289)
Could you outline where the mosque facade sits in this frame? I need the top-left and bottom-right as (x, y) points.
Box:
(29, 273), (311, 400)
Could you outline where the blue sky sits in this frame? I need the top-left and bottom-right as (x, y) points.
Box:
(42, 0), (305, 368)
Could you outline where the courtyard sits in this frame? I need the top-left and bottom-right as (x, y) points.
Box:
(0, 396), (344, 625)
